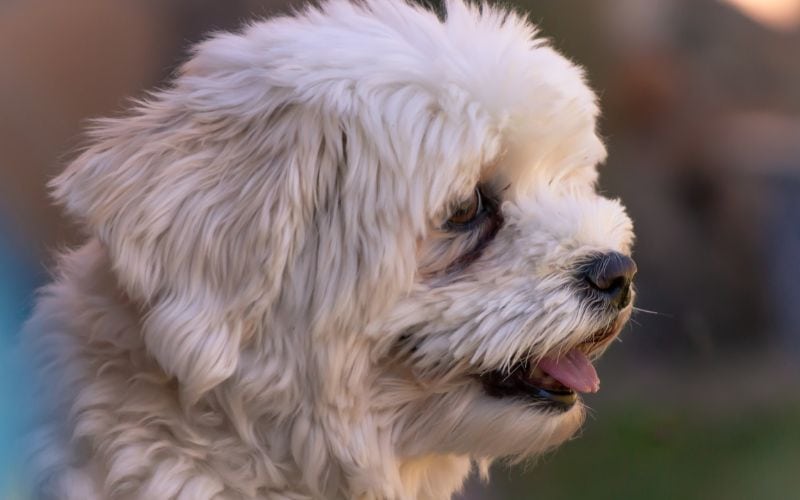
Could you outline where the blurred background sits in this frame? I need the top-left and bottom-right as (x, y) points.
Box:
(1, 0), (798, 498)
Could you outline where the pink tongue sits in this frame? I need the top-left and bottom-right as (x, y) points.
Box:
(537, 349), (600, 393)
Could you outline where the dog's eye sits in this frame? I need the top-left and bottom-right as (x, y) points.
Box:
(445, 187), (485, 229)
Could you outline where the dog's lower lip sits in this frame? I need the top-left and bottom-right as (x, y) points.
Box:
(479, 362), (578, 411)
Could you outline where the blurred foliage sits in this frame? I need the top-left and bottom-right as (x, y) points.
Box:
(488, 406), (800, 500)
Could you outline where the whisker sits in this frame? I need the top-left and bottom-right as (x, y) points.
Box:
(632, 306), (672, 317)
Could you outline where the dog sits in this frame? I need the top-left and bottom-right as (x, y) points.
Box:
(24, 0), (636, 498)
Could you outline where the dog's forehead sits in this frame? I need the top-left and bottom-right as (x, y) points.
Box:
(327, 0), (605, 190)
(383, 1), (602, 177)
(197, 0), (605, 198)
(428, 7), (605, 191)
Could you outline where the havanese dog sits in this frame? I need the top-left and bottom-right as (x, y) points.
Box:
(24, 0), (636, 498)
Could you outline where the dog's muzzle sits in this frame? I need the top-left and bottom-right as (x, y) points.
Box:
(479, 253), (637, 412)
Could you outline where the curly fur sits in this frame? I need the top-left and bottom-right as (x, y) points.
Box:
(23, 0), (634, 498)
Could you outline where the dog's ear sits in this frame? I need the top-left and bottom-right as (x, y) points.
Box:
(49, 26), (432, 405)
(52, 116), (275, 403)
(49, 37), (337, 403)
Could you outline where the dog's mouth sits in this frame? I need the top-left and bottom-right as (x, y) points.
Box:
(478, 321), (623, 412)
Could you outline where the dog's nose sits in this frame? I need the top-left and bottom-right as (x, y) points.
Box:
(581, 252), (637, 309)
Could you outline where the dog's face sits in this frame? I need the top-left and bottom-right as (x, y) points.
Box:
(354, 1), (635, 461)
(52, 0), (634, 483)
(375, 149), (635, 460)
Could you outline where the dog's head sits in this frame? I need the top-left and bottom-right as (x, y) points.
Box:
(52, 0), (634, 491)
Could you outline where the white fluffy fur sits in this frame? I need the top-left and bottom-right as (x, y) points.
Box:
(24, 0), (634, 498)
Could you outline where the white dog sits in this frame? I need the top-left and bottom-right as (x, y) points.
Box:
(24, 0), (636, 498)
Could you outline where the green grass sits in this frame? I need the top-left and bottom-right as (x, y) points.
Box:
(491, 405), (800, 500)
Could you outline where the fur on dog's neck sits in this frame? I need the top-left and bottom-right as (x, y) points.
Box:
(27, 241), (479, 499)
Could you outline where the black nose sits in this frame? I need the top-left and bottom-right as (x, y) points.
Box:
(581, 252), (637, 309)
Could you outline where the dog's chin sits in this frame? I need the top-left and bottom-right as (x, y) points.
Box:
(396, 311), (631, 460)
(397, 383), (586, 460)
